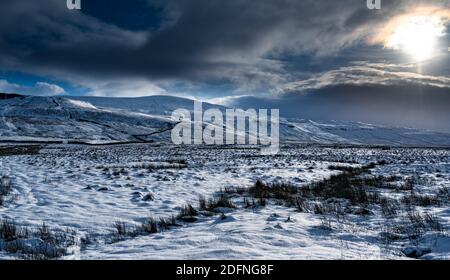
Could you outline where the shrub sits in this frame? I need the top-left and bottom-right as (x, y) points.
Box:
(310, 173), (369, 204)
(37, 223), (54, 243)
(213, 194), (235, 210)
(328, 165), (360, 173)
(158, 216), (178, 230)
(141, 217), (158, 234)
(423, 212), (443, 232)
(0, 219), (18, 241)
(385, 212), (445, 244)
(242, 197), (257, 209)
(380, 198), (399, 217)
(249, 181), (298, 201)
(223, 187), (247, 195)
(199, 192), (237, 212)
(314, 203), (325, 215)
(257, 197), (267, 207)
(294, 197), (309, 212)
(114, 221), (128, 236)
(0, 176), (13, 206)
(198, 195), (207, 211)
(401, 193), (441, 207)
(0, 219), (77, 260)
(249, 180), (271, 199)
(178, 204), (198, 218)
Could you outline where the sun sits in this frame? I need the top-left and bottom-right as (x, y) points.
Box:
(385, 16), (445, 61)
(369, 6), (450, 62)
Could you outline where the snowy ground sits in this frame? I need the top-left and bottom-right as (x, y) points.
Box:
(0, 144), (449, 259)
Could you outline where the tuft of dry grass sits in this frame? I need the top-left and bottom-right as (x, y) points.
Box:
(0, 219), (77, 260)
(0, 176), (13, 206)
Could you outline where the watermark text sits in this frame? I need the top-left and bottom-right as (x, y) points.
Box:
(367, 0), (381, 10)
(171, 101), (279, 155)
(67, 0), (81, 10)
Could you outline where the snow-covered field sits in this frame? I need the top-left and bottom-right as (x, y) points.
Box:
(1, 144), (449, 260)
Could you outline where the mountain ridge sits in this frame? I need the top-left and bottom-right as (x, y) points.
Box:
(1, 93), (450, 147)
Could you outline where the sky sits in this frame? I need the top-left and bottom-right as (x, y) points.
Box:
(0, 0), (449, 130)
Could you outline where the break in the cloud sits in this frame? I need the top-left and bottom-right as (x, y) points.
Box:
(369, 6), (450, 48)
(0, 79), (65, 96)
(82, 79), (168, 97)
(282, 61), (450, 93)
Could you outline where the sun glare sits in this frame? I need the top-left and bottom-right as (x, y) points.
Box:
(385, 16), (446, 61)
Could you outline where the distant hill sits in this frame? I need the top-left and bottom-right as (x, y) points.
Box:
(0, 92), (23, 100)
(1, 94), (450, 147)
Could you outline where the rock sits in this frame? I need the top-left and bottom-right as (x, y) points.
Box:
(274, 223), (284, 230)
(266, 213), (281, 222)
(213, 214), (237, 224)
(142, 193), (155, 201)
(354, 207), (372, 216)
(285, 216), (294, 223)
(402, 247), (432, 259)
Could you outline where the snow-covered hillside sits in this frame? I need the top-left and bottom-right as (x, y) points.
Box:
(280, 119), (450, 146)
(0, 95), (176, 143)
(1, 94), (450, 146)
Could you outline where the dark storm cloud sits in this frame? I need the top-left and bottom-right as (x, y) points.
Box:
(1, 0), (443, 88)
(0, 0), (145, 79)
(226, 83), (450, 132)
